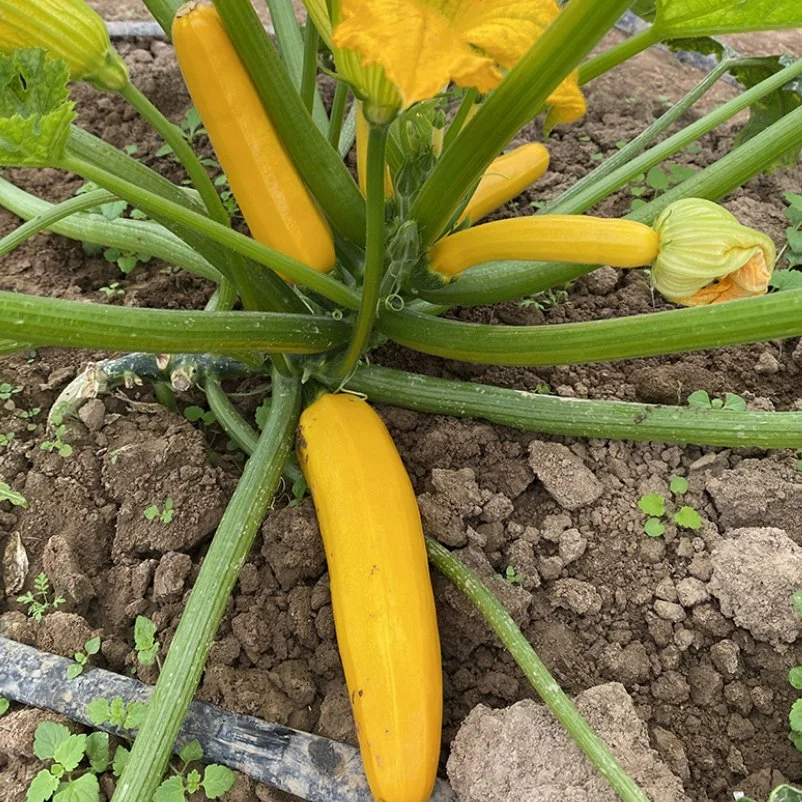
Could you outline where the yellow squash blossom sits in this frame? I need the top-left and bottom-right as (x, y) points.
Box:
(307, 0), (584, 124)
(651, 198), (776, 306)
(0, 0), (128, 90)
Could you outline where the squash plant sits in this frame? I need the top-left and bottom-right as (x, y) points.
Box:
(1, 0), (802, 800)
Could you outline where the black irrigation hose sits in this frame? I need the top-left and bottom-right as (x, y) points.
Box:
(0, 637), (457, 802)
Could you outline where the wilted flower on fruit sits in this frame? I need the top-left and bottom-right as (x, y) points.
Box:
(651, 198), (776, 306)
(0, 0), (129, 90)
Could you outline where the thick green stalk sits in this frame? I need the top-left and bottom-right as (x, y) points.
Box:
(0, 291), (346, 355)
(266, 0), (329, 132)
(68, 128), (304, 314)
(412, 0), (632, 245)
(119, 82), (279, 312)
(142, 0), (184, 36)
(114, 371), (301, 802)
(300, 20), (320, 115)
(545, 57), (802, 216)
(333, 124), (388, 378)
(212, 0), (366, 244)
(347, 365), (802, 448)
(380, 289), (802, 367)
(443, 89), (478, 152)
(579, 27), (661, 85)
(420, 101), (802, 307)
(61, 153), (360, 310)
(426, 538), (650, 802)
(328, 82), (349, 149)
(0, 178), (221, 283)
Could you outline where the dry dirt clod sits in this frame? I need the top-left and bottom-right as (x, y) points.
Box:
(528, 442), (604, 511)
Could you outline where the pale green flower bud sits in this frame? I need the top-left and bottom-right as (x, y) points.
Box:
(652, 198), (776, 306)
(0, 0), (129, 90)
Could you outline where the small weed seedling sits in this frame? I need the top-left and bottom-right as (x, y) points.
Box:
(0, 697), (9, 716)
(0, 431), (14, 447)
(0, 480), (27, 507)
(98, 281), (125, 298)
(0, 381), (21, 401)
(67, 636), (101, 679)
(86, 695), (148, 731)
(518, 287), (571, 311)
(788, 589), (802, 751)
(40, 424), (73, 457)
(144, 498), (174, 524)
(504, 565), (525, 585)
(17, 572), (64, 621)
(17, 406), (41, 431)
(134, 615), (161, 667)
(629, 163), (697, 212)
(638, 476), (702, 537)
(26, 721), (109, 802)
(183, 405), (217, 427)
(687, 389), (747, 412)
(151, 739), (235, 802)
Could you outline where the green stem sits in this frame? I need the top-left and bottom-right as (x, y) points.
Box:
(300, 20), (320, 115)
(380, 289), (802, 367)
(443, 89), (478, 152)
(0, 178), (221, 283)
(0, 290), (346, 355)
(113, 370), (301, 802)
(328, 82), (349, 149)
(411, 0), (632, 246)
(67, 127), (304, 314)
(545, 56), (802, 216)
(119, 82), (279, 313)
(61, 153), (360, 311)
(212, 0), (366, 244)
(426, 538), (650, 802)
(266, 0), (329, 132)
(141, 0), (184, 36)
(420, 99), (802, 307)
(333, 124), (388, 378)
(579, 27), (662, 85)
(346, 364), (802, 448)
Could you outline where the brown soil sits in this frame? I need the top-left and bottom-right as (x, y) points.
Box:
(3, 24), (802, 802)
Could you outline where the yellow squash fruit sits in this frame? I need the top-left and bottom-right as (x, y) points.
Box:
(172, 2), (335, 275)
(460, 143), (550, 225)
(430, 215), (660, 279)
(298, 393), (442, 802)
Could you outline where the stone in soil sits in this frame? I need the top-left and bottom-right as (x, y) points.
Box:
(528, 442), (604, 511)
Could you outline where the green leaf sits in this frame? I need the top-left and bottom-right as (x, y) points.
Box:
(134, 616), (157, 651)
(178, 739), (204, 765)
(185, 770), (202, 794)
(112, 745), (130, 778)
(202, 765), (235, 799)
(653, 0), (802, 38)
(788, 229), (802, 253)
(123, 700), (148, 730)
(84, 637), (101, 656)
(0, 49), (76, 167)
(153, 775), (186, 802)
(785, 192), (802, 226)
(52, 772), (99, 802)
(183, 405), (207, 423)
(789, 667), (802, 690)
(108, 696), (126, 728)
(85, 698), (109, 727)
(66, 663), (84, 680)
(143, 505), (159, 521)
(687, 389), (712, 409)
(770, 786), (802, 802)
(33, 722), (71, 761)
(644, 517), (666, 538)
(791, 588), (802, 619)
(52, 733), (87, 772)
(26, 769), (60, 802)
(770, 270), (802, 291)
(645, 166), (670, 191)
(0, 697), (9, 716)
(669, 476), (689, 495)
(84, 732), (109, 774)
(790, 698), (802, 733)
(674, 505), (702, 530)
(723, 393), (747, 413)
(0, 481), (28, 507)
(638, 493), (666, 517)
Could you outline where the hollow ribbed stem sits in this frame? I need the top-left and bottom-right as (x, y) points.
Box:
(332, 123), (388, 378)
(579, 27), (662, 85)
(328, 82), (349, 149)
(60, 153), (360, 310)
(300, 20), (320, 114)
(380, 289), (802, 367)
(114, 371), (300, 802)
(142, 0), (183, 36)
(346, 364), (802, 448)
(443, 89), (478, 152)
(0, 290), (346, 355)
(426, 539), (650, 802)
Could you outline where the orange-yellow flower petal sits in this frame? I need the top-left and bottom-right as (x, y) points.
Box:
(333, 0), (584, 124)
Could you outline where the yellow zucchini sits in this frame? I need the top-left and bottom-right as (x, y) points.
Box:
(430, 215), (660, 279)
(460, 144), (550, 225)
(298, 393), (442, 802)
(172, 2), (335, 274)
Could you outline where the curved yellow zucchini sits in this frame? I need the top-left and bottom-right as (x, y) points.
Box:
(172, 2), (335, 274)
(298, 393), (442, 802)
